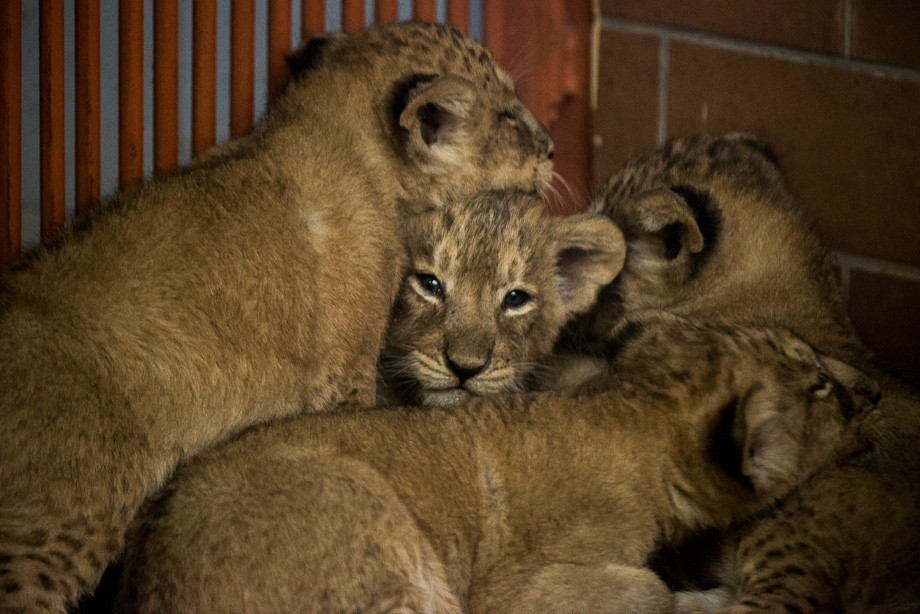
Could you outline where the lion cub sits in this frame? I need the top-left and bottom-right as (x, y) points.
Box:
(114, 315), (878, 614)
(0, 22), (553, 613)
(378, 190), (625, 407)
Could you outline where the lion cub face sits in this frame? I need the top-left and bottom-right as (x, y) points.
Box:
(725, 330), (880, 498)
(379, 191), (625, 407)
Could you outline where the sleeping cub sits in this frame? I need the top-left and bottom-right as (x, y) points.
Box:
(378, 190), (625, 407)
(114, 314), (879, 613)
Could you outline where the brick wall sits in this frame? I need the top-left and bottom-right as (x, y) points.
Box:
(593, 0), (920, 387)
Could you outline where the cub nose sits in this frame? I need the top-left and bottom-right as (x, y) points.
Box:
(445, 351), (492, 384)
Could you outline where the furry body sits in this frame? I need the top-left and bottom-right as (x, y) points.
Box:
(114, 317), (878, 614)
(560, 133), (920, 613)
(0, 22), (553, 613)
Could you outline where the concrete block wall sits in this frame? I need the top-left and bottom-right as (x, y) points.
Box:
(593, 0), (920, 386)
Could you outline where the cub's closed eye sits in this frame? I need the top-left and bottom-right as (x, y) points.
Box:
(809, 376), (833, 398)
(502, 289), (531, 310)
(414, 273), (444, 299)
(498, 110), (518, 125)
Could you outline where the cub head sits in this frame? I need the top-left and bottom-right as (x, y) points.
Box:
(285, 22), (554, 205)
(378, 190), (625, 407)
(565, 133), (862, 362)
(706, 326), (881, 507)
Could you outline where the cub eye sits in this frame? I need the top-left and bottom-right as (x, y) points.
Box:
(808, 375), (833, 399)
(414, 273), (444, 300)
(498, 110), (518, 126)
(502, 289), (531, 311)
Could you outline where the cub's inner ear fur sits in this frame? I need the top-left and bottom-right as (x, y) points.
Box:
(618, 188), (704, 262)
(553, 215), (627, 316)
(397, 74), (477, 161)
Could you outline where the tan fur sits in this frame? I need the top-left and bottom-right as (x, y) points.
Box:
(557, 133), (920, 613)
(0, 23), (553, 613)
(113, 316), (878, 613)
(377, 190), (625, 407)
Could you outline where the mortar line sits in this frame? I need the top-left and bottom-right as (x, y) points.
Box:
(600, 17), (920, 84)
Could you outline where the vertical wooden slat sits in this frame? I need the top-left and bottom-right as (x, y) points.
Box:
(375, 0), (398, 23)
(413, 0), (436, 22)
(192, 0), (217, 156)
(342, 0), (363, 33)
(483, 0), (505, 65)
(119, 0), (144, 188)
(0, 0), (21, 266)
(75, 0), (100, 216)
(230, 0), (255, 139)
(155, 0), (179, 175)
(301, 0), (325, 38)
(447, 0), (468, 32)
(39, 0), (66, 239)
(267, 0), (291, 101)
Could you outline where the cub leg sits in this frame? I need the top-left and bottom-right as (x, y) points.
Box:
(115, 454), (461, 614)
(477, 562), (674, 614)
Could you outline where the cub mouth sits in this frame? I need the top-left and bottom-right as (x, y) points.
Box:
(419, 387), (471, 408)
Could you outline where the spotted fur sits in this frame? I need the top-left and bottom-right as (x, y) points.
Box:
(112, 315), (878, 613)
(0, 22), (553, 613)
(378, 190), (624, 407)
(555, 133), (920, 613)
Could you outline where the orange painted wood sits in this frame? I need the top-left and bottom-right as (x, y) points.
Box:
(39, 0), (66, 239)
(447, 0), (469, 32)
(230, 0), (255, 138)
(154, 0), (179, 175)
(494, 0), (593, 214)
(413, 0), (436, 22)
(75, 0), (100, 215)
(301, 0), (325, 39)
(267, 0), (291, 100)
(0, 0), (21, 266)
(343, 0), (364, 33)
(119, 0), (144, 188)
(375, 0), (398, 23)
(192, 0), (217, 156)
(483, 0), (506, 65)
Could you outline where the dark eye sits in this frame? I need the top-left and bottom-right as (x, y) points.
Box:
(502, 289), (531, 310)
(808, 374), (833, 398)
(498, 110), (518, 126)
(414, 273), (444, 299)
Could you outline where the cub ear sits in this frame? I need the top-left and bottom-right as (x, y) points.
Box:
(595, 186), (716, 286)
(286, 33), (345, 80)
(398, 74), (477, 164)
(553, 214), (627, 317)
(733, 383), (800, 496)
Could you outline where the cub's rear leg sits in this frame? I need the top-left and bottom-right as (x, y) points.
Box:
(476, 562), (673, 614)
(114, 454), (461, 614)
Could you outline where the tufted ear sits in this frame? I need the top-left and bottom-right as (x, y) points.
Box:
(398, 74), (477, 165)
(553, 214), (627, 317)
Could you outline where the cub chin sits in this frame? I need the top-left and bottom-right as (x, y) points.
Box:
(113, 315), (879, 614)
(378, 190), (626, 407)
(0, 22), (553, 614)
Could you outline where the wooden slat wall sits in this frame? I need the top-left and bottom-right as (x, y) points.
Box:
(75, 0), (100, 215)
(154, 0), (179, 175)
(230, 0), (255, 139)
(119, 0), (144, 189)
(267, 0), (292, 100)
(192, 0), (217, 157)
(39, 0), (66, 238)
(1, 0), (21, 267)
(2, 1), (574, 266)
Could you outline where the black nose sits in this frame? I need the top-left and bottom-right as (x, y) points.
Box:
(546, 146), (554, 160)
(445, 353), (491, 384)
